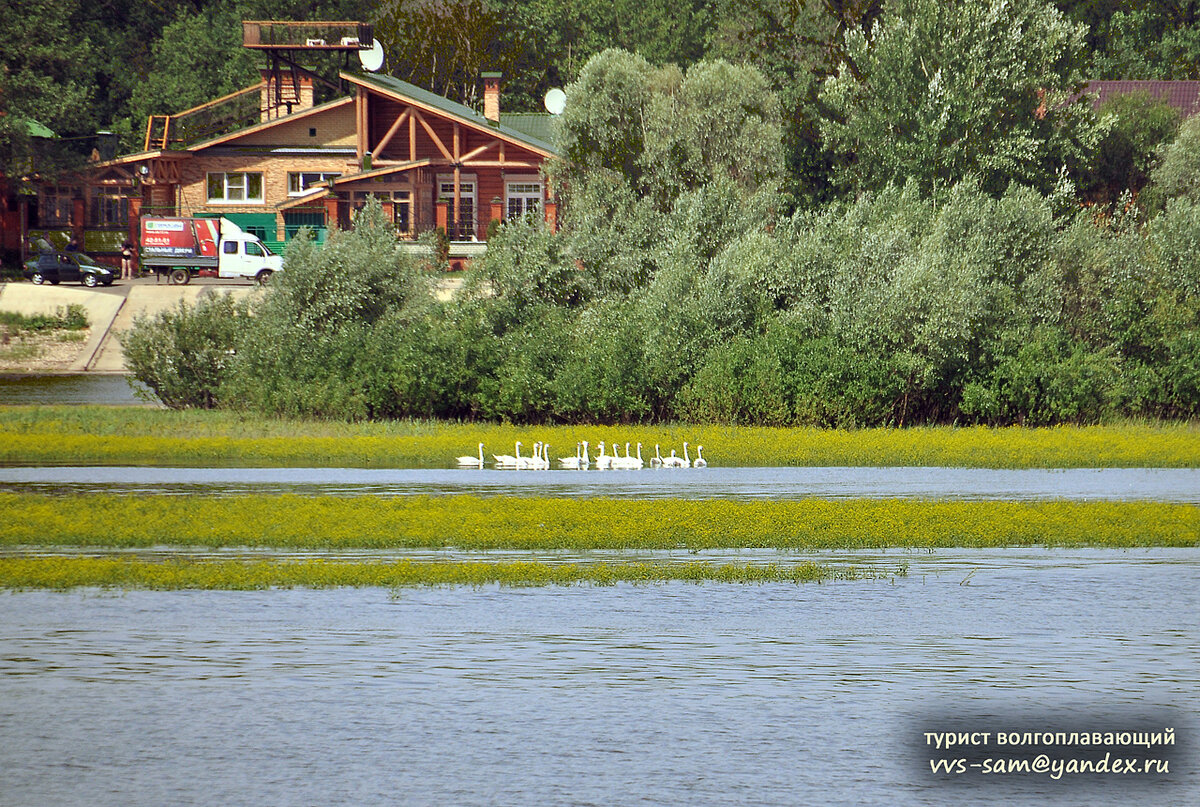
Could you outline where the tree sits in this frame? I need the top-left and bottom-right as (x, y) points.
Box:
(705, 0), (884, 203)
(820, 0), (1100, 196)
(556, 49), (784, 205)
(0, 0), (96, 180)
(1088, 4), (1200, 80)
(1142, 115), (1200, 212)
(1082, 91), (1181, 205)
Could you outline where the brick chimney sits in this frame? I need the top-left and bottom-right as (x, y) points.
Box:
(482, 72), (502, 123)
(260, 69), (314, 120)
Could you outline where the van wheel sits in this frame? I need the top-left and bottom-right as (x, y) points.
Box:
(169, 268), (190, 285)
(256, 269), (273, 286)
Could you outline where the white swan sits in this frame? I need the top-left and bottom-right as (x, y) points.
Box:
(594, 441), (613, 470)
(518, 441), (541, 470)
(559, 441), (589, 469)
(612, 442), (644, 470)
(532, 442), (551, 470)
(650, 444), (664, 468)
(493, 441), (521, 469)
(456, 442), (485, 467)
(663, 444), (686, 468)
(693, 445), (707, 468)
(682, 442), (691, 467)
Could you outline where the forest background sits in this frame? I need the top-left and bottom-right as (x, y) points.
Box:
(5, 0), (1200, 426)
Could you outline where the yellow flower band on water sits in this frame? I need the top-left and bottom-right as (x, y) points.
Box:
(1, 493), (1196, 550)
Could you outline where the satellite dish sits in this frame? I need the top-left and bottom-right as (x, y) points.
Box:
(358, 39), (384, 72)
(544, 88), (566, 115)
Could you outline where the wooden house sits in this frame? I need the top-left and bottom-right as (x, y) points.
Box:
(18, 23), (558, 270)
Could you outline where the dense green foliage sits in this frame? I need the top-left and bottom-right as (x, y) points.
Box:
(128, 163), (1200, 425)
(820, 0), (1098, 196)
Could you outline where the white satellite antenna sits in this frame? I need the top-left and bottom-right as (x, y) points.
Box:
(358, 39), (385, 72)
(544, 87), (566, 115)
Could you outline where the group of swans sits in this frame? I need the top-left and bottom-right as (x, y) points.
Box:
(456, 440), (707, 469)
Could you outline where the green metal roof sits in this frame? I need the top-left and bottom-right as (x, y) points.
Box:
(20, 118), (56, 138)
(501, 113), (558, 146)
(347, 72), (558, 155)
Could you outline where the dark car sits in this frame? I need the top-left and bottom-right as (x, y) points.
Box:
(24, 250), (116, 287)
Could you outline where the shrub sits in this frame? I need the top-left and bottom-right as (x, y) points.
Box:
(121, 292), (245, 408)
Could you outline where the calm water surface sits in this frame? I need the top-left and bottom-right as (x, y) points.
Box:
(0, 374), (154, 406)
(3, 465), (1200, 502)
(1, 548), (1197, 807)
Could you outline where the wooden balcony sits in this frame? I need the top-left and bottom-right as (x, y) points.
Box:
(242, 21), (373, 50)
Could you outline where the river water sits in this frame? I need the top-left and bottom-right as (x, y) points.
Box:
(0, 374), (153, 406)
(1, 548), (1196, 807)
(3, 464), (1200, 502)
(2, 376), (1196, 804)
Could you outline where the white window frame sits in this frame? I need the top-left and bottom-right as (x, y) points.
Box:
(207, 172), (264, 204)
(505, 175), (543, 221)
(437, 174), (477, 238)
(287, 171), (341, 196)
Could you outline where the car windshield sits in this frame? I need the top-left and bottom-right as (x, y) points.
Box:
(74, 253), (102, 267)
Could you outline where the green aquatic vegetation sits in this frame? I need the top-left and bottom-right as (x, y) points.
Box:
(1, 406), (1199, 467)
(0, 305), (89, 333)
(1, 493), (1195, 550)
(0, 557), (882, 590)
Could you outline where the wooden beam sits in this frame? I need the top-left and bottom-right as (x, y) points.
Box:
(411, 109), (452, 160)
(459, 140), (497, 163)
(409, 114), (416, 162)
(373, 109), (410, 157)
(462, 160), (539, 169)
(356, 88), (367, 159)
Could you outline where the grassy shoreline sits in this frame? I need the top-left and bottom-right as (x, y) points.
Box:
(2, 406), (1200, 467)
(3, 493), (1196, 551)
(0, 557), (897, 590)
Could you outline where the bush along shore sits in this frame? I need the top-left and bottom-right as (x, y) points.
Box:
(2, 407), (1199, 468)
(121, 182), (1200, 428)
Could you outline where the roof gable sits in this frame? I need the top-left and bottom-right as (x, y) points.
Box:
(188, 96), (356, 151)
(342, 72), (557, 156)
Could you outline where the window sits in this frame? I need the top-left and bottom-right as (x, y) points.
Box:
(223, 241), (238, 255)
(287, 171), (340, 196)
(90, 189), (129, 227)
(393, 190), (411, 236)
(437, 178), (476, 239)
(38, 186), (77, 226)
(506, 178), (543, 220)
(245, 242), (264, 257)
(207, 172), (263, 203)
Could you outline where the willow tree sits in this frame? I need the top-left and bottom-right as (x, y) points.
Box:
(820, 0), (1100, 196)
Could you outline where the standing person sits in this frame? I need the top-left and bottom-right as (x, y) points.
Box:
(121, 240), (136, 280)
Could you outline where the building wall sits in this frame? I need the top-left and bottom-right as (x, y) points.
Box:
(236, 101), (357, 147)
(175, 153), (356, 220)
